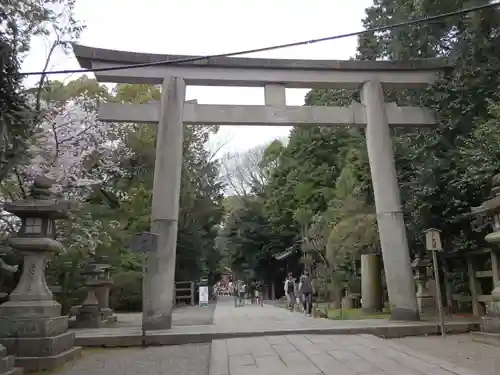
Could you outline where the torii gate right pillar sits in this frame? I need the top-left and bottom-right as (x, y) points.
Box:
(362, 80), (419, 320)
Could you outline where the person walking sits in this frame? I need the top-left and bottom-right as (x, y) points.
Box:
(284, 273), (297, 312)
(249, 280), (256, 304)
(238, 280), (247, 306)
(254, 280), (263, 306)
(232, 280), (239, 307)
(299, 270), (313, 316)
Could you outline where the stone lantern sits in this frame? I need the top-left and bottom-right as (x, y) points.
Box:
(91, 256), (116, 322)
(73, 262), (103, 328)
(0, 176), (81, 372)
(471, 173), (500, 344)
(412, 253), (436, 316)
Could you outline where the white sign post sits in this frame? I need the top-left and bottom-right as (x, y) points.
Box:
(424, 228), (446, 338)
(199, 286), (209, 308)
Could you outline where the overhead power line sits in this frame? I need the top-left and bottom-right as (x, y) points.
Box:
(20, 2), (499, 77)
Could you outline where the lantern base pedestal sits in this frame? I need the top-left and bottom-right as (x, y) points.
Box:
(0, 315), (68, 338)
(0, 300), (61, 319)
(471, 306), (500, 347)
(72, 305), (103, 329)
(0, 345), (22, 375)
(100, 307), (116, 321)
(0, 333), (81, 373)
(0, 301), (81, 373)
(100, 308), (117, 326)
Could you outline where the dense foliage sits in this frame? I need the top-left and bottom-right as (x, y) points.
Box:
(216, 0), (500, 303)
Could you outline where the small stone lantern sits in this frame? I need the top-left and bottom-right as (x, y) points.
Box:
(0, 176), (81, 372)
(91, 256), (116, 322)
(73, 262), (103, 328)
(412, 254), (436, 316)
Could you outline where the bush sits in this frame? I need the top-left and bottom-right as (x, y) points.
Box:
(111, 271), (142, 312)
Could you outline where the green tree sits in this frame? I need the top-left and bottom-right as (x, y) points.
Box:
(356, 0), (500, 255)
(218, 197), (280, 279)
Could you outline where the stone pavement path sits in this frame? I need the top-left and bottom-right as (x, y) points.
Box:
(54, 344), (210, 375)
(394, 334), (499, 375)
(211, 334), (481, 375)
(211, 298), (476, 334)
(62, 300), (484, 375)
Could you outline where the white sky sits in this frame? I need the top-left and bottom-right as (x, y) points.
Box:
(22, 0), (372, 154)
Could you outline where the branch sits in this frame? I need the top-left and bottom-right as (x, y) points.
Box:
(13, 168), (27, 199)
(35, 38), (61, 113)
(0, 215), (17, 233)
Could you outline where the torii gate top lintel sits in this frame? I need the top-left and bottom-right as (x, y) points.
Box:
(72, 44), (451, 88)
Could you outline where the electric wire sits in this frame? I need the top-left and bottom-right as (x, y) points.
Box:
(18, 2), (499, 77)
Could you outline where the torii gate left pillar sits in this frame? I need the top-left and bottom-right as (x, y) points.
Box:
(143, 77), (185, 330)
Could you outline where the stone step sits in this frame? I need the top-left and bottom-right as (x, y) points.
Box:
(0, 346), (6, 358)
(0, 355), (14, 374)
(1, 331), (76, 358)
(3, 367), (23, 375)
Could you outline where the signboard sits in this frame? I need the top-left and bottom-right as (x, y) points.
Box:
(131, 232), (158, 253)
(425, 228), (442, 251)
(199, 286), (209, 307)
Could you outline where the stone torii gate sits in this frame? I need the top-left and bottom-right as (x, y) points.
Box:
(73, 44), (448, 328)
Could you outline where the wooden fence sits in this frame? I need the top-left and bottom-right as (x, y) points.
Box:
(174, 280), (195, 306)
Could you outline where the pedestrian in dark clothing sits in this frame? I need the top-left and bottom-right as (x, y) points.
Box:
(299, 270), (313, 316)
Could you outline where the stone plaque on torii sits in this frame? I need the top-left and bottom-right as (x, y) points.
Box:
(73, 44), (450, 327)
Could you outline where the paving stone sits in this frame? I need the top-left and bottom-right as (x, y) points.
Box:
(228, 354), (255, 367)
(326, 350), (359, 362)
(208, 333), (483, 375)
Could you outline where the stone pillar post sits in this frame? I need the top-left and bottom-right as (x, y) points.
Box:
(361, 249), (383, 313)
(467, 257), (484, 317)
(361, 80), (419, 320)
(143, 76), (185, 330)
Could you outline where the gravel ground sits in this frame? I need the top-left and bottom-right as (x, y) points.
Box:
(53, 344), (210, 375)
(392, 334), (498, 375)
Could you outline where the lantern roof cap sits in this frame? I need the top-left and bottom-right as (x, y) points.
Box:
(4, 199), (71, 219)
(4, 175), (73, 218)
(81, 262), (104, 275)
